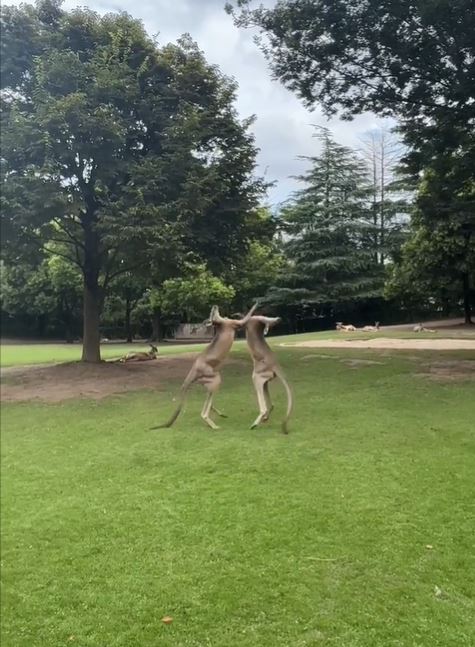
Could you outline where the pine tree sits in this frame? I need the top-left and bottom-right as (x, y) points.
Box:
(268, 129), (383, 313)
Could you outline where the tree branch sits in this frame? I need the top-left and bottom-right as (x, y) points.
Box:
(103, 263), (144, 289)
(52, 217), (85, 250)
(41, 244), (84, 269)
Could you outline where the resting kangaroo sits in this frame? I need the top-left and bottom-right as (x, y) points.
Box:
(336, 322), (357, 331)
(244, 315), (293, 434)
(361, 321), (380, 332)
(112, 344), (158, 363)
(152, 303), (258, 430)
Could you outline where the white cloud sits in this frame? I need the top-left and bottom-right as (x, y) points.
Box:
(6, 0), (393, 203)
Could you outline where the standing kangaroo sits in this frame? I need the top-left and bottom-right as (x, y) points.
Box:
(244, 315), (293, 434)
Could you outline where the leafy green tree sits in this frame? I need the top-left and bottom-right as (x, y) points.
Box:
(229, 240), (284, 312)
(387, 189), (475, 323)
(1, 261), (55, 337)
(105, 272), (147, 342)
(401, 138), (475, 322)
(267, 129), (383, 313)
(145, 205), (276, 340)
(228, 0), (473, 127)
(1, 253), (82, 340)
(1, 1), (265, 360)
(155, 264), (235, 323)
(47, 253), (82, 341)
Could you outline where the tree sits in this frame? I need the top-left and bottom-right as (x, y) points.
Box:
(229, 240), (285, 312)
(401, 133), (475, 322)
(155, 264), (235, 323)
(386, 172), (475, 324)
(386, 220), (475, 322)
(1, 1), (265, 360)
(106, 272), (147, 342)
(1, 260), (56, 337)
(228, 0), (474, 127)
(47, 253), (82, 341)
(229, 0), (475, 321)
(1, 252), (82, 340)
(267, 128), (383, 313)
(358, 129), (410, 265)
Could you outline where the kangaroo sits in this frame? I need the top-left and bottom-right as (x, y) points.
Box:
(152, 303), (258, 430)
(244, 315), (293, 434)
(112, 344), (158, 363)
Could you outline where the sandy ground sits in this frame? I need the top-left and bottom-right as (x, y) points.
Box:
(281, 337), (475, 351)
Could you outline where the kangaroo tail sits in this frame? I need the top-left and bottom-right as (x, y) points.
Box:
(150, 371), (195, 430)
(275, 366), (293, 434)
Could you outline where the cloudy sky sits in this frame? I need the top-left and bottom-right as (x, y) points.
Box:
(10, 0), (391, 204)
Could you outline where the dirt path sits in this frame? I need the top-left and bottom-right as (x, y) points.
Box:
(282, 337), (475, 351)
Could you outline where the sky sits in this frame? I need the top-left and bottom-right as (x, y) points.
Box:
(8, 0), (391, 205)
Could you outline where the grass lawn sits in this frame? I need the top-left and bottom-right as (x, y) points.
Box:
(1, 346), (475, 646)
(0, 342), (208, 367)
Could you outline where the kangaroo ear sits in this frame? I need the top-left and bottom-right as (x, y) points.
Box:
(263, 316), (281, 329)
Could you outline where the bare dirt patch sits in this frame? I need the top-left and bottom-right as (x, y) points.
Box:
(283, 337), (475, 351)
(414, 360), (475, 382)
(0, 354), (224, 403)
(341, 359), (385, 368)
(301, 354), (385, 368)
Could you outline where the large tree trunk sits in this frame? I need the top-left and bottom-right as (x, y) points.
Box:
(82, 281), (102, 362)
(125, 298), (133, 343)
(462, 272), (472, 324)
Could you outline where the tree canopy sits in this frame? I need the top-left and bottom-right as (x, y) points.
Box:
(1, 0), (266, 359)
(228, 0), (474, 126)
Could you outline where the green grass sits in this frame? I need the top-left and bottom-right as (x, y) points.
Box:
(2, 347), (475, 646)
(0, 342), (208, 367)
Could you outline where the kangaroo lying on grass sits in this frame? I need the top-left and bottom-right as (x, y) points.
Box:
(413, 323), (437, 333)
(361, 321), (380, 332)
(112, 344), (158, 363)
(336, 322), (357, 331)
(152, 303), (258, 430)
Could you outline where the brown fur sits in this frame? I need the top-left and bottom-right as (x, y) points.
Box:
(244, 316), (293, 434)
